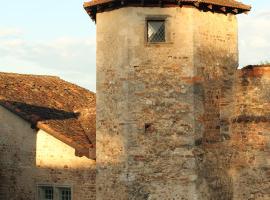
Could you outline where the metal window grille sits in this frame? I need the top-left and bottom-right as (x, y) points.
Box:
(147, 20), (165, 43)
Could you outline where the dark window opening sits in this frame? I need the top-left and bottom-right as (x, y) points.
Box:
(147, 20), (165, 43)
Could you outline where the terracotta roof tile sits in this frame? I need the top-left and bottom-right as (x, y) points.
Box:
(180, 0), (250, 10)
(0, 73), (96, 159)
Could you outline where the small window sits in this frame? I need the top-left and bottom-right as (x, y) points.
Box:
(38, 186), (54, 200)
(38, 185), (72, 200)
(147, 20), (165, 43)
(58, 187), (72, 200)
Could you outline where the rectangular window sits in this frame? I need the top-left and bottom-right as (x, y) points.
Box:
(58, 187), (72, 200)
(38, 186), (54, 200)
(147, 20), (165, 43)
(38, 185), (72, 200)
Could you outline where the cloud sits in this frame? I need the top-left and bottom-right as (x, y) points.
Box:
(239, 10), (270, 66)
(0, 30), (96, 91)
(0, 28), (23, 37)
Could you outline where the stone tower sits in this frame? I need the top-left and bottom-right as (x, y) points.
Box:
(84, 0), (251, 199)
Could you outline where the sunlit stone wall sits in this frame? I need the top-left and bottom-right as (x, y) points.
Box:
(96, 6), (238, 200)
(96, 6), (199, 200)
(230, 66), (270, 200)
(36, 130), (93, 169)
(0, 106), (96, 200)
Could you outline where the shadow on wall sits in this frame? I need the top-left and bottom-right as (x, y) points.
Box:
(0, 100), (80, 127)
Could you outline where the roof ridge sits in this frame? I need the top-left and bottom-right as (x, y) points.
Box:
(0, 71), (96, 95)
(57, 77), (96, 95)
(0, 72), (60, 79)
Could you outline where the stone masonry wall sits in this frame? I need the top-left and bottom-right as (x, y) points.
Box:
(230, 67), (270, 200)
(193, 10), (238, 200)
(96, 6), (199, 200)
(96, 6), (239, 200)
(0, 106), (96, 200)
(95, 6), (270, 200)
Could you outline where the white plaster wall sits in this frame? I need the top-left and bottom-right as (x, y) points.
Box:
(36, 129), (94, 169)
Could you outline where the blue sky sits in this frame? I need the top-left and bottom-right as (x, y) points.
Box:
(0, 0), (269, 91)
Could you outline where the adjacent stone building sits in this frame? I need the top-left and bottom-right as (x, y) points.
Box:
(83, 0), (270, 200)
(0, 73), (96, 200)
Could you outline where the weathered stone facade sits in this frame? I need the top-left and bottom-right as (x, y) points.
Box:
(0, 1), (268, 199)
(95, 6), (242, 199)
(0, 106), (96, 200)
(230, 66), (270, 200)
(96, 7), (195, 199)
(89, 0), (270, 197)
(193, 10), (238, 200)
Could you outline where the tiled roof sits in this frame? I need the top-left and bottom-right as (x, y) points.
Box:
(84, 0), (251, 20)
(180, 0), (250, 10)
(0, 73), (96, 159)
(238, 65), (270, 77)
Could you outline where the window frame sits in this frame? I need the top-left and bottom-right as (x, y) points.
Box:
(57, 186), (72, 200)
(38, 185), (54, 200)
(145, 16), (169, 44)
(37, 184), (73, 200)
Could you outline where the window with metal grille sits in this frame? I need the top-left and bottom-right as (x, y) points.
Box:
(147, 20), (165, 43)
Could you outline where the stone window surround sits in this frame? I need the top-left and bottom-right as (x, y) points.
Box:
(145, 15), (172, 45)
(147, 19), (166, 43)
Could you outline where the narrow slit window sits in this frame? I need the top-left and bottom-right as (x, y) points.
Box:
(147, 20), (165, 43)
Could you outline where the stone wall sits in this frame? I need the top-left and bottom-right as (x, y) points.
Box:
(96, 6), (198, 200)
(96, 6), (238, 200)
(230, 66), (270, 200)
(0, 106), (96, 200)
(193, 10), (238, 200)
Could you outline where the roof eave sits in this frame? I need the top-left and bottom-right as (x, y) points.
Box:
(37, 122), (95, 159)
(0, 101), (95, 160)
(84, 1), (251, 21)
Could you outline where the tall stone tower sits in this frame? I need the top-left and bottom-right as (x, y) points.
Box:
(84, 0), (251, 199)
